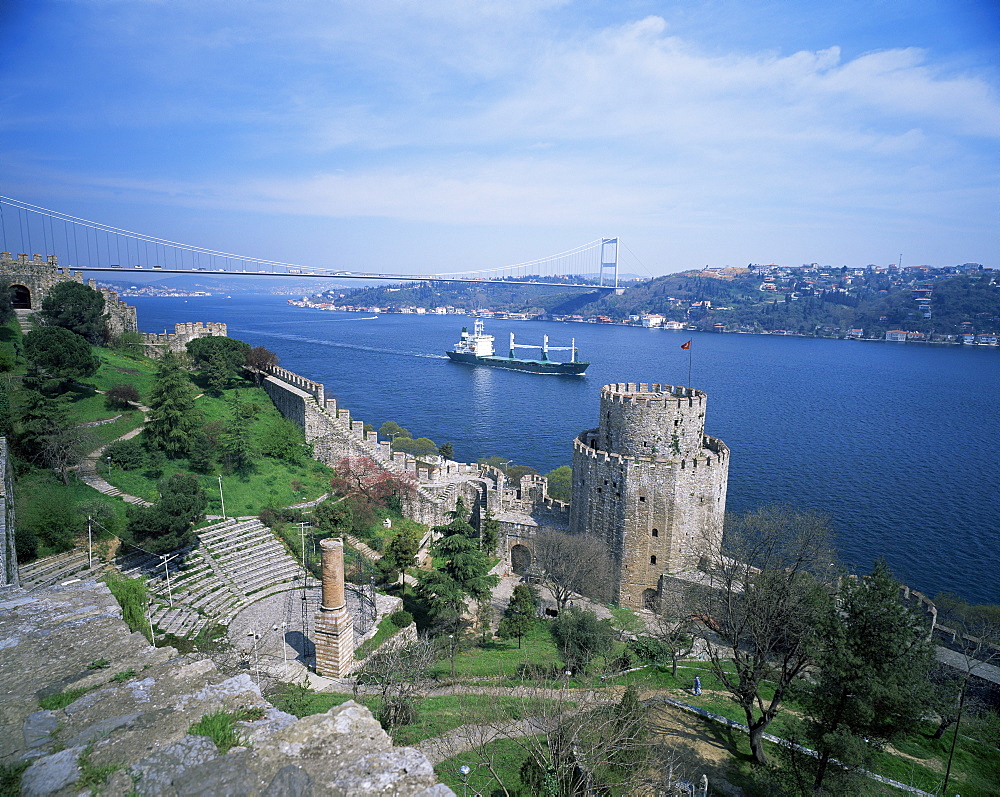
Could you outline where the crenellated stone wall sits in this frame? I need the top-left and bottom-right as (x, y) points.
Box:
(570, 383), (729, 609)
(140, 321), (228, 357)
(260, 365), (486, 529)
(0, 437), (17, 588)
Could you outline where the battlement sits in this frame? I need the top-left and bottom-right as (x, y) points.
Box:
(141, 322), (228, 356)
(601, 382), (706, 409)
(267, 364), (326, 404)
(573, 432), (727, 467)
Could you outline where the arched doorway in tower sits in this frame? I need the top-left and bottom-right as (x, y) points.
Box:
(642, 588), (660, 611)
(10, 284), (30, 309)
(510, 544), (532, 576)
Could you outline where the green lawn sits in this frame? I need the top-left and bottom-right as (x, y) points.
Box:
(435, 737), (538, 797)
(429, 621), (563, 681)
(102, 383), (334, 515)
(80, 347), (161, 400)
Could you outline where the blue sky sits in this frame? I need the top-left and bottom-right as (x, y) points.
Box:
(1, 0), (997, 275)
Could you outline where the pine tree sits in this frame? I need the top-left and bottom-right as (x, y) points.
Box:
(498, 583), (538, 648)
(144, 353), (201, 456)
(804, 561), (935, 791)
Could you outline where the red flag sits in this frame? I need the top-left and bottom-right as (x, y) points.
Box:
(680, 340), (691, 350)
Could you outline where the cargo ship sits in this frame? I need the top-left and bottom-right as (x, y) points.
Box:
(446, 319), (589, 375)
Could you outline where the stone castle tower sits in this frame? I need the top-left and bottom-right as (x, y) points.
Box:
(0, 252), (137, 337)
(570, 383), (729, 609)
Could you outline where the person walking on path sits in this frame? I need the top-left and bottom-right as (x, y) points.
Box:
(693, 676), (702, 696)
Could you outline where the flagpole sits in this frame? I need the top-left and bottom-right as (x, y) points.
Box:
(681, 339), (693, 386)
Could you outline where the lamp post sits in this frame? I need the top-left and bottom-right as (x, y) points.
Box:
(274, 623), (288, 666)
(458, 764), (471, 797)
(449, 634), (457, 677)
(87, 516), (93, 569)
(106, 455), (112, 478)
(217, 474), (226, 519)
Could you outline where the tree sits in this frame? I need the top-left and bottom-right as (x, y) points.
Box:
(392, 436), (438, 458)
(187, 431), (218, 473)
(698, 505), (836, 766)
(186, 335), (250, 378)
(144, 353), (201, 456)
(532, 530), (614, 610)
(0, 280), (12, 325)
(379, 525), (423, 592)
(649, 585), (696, 677)
(418, 531), (498, 632)
(550, 606), (615, 673)
(803, 561), (936, 791)
(437, 441), (454, 460)
(105, 383), (141, 409)
(0, 385), (12, 439)
(258, 416), (305, 462)
(244, 345), (279, 383)
(480, 507), (499, 554)
(222, 393), (258, 474)
(931, 598), (1000, 795)
(433, 497), (476, 539)
(203, 346), (232, 394)
(353, 636), (437, 735)
(23, 326), (100, 384)
(544, 465), (572, 503)
(41, 424), (95, 484)
(40, 281), (107, 344)
(378, 420), (410, 441)
(103, 438), (146, 470)
(313, 499), (353, 534)
(498, 583), (539, 649)
(13, 389), (90, 480)
(124, 472), (207, 554)
(330, 456), (417, 511)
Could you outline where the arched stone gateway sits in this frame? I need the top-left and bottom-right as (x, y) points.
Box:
(510, 544), (532, 575)
(10, 284), (30, 309)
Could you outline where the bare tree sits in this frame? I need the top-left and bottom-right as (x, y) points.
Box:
(42, 425), (94, 485)
(931, 597), (1000, 794)
(353, 635), (437, 737)
(532, 530), (613, 610)
(697, 505), (837, 766)
(650, 584), (696, 677)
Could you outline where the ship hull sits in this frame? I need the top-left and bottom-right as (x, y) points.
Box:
(446, 351), (589, 375)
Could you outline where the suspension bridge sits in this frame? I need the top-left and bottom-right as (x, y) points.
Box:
(0, 196), (621, 289)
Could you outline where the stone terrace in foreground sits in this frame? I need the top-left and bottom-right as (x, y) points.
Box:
(0, 579), (451, 796)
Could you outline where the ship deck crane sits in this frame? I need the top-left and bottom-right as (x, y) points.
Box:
(508, 332), (579, 362)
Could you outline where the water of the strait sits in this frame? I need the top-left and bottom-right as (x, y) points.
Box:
(130, 294), (999, 605)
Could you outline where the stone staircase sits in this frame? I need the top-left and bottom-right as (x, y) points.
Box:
(14, 308), (34, 334)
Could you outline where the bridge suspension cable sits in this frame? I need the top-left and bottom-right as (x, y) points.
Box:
(0, 195), (617, 285)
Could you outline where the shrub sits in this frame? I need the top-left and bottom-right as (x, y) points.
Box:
(388, 610), (413, 628)
(106, 383), (141, 409)
(103, 438), (145, 470)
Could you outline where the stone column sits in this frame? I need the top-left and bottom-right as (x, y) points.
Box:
(313, 538), (355, 677)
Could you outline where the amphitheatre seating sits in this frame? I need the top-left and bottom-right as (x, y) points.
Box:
(18, 549), (107, 590)
(135, 518), (318, 639)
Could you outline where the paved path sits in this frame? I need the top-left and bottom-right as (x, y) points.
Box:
(77, 424), (154, 506)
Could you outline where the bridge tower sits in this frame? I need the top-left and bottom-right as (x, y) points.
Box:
(598, 238), (619, 288)
(569, 382), (729, 609)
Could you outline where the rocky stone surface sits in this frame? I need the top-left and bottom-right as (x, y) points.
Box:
(1, 580), (452, 795)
